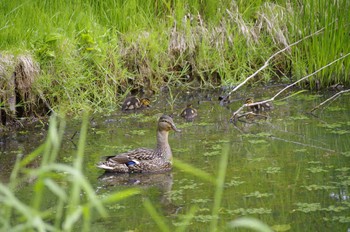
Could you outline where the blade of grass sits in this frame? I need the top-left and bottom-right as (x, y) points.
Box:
(210, 145), (229, 232)
(143, 198), (170, 232)
(173, 158), (216, 185)
(228, 217), (273, 232)
(176, 206), (198, 232)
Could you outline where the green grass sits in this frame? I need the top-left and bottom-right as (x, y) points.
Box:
(0, 114), (140, 231)
(0, 0), (349, 116)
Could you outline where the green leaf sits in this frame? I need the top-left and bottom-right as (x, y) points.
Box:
(228, 217), (273, 232)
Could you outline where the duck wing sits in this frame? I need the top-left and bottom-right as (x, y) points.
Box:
(106, 148), (157, 164)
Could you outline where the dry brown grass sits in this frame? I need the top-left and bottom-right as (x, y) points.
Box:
(15, 55), (40, 96)
(0, 54), (16, 120)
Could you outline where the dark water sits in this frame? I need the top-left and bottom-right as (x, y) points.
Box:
(1, 88), (350, 231)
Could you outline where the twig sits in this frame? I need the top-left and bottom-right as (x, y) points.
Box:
(310, 89), (350, 113)
(225, 27), (325, 99)
(231, 52), (350, 120)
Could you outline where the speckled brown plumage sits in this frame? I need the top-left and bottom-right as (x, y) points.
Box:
(97, 115), (180, 173)
(245, 98), (273, 112)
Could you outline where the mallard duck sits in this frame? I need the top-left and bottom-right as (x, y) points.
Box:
(245, 98), (273, 112)
(121, 96), (151, 111)
(180, 104), (198, 120)
(97, 115), (181, 173)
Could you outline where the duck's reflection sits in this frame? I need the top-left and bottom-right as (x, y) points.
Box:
(98, 172), (182, 215)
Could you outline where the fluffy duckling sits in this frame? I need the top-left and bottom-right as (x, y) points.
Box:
(122, 96), (151, 111)
(245, 98), (273, 112)
(180, 104), (198, 120)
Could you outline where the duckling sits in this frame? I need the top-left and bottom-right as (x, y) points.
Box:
(245, 98), (273, 112)
(97, 115), (181, 173)
(180, 104), (198, 120)
(121, 96), (151, 111)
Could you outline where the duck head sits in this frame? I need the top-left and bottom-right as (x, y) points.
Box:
(158, 115), (181, 132)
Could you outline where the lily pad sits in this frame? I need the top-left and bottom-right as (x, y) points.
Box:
(265, 167), (281, 174)
(244, 191), (273, 198)
(294, 202), (322, 213)
(302, 185), (336, 191)
(306, 167), (329, 173)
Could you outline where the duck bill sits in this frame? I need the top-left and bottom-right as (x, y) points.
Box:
(170, 122), (181, 132)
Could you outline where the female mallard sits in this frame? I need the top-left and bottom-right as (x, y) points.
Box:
(121, 96), (151, 111)
(245, 98), (273, 112)
(180, 104), (198, 120)
(97, 115), (181, 173)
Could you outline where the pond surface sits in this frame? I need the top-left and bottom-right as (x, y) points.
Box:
(1, 88), (350, 231)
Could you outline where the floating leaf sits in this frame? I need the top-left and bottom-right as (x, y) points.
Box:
(294, 148), (308, 153)
(317, 123), (342, 129)
(225, 179), (245, 187)
(248, 139), (268, 144)
(265, 167), (281, 174)
(194, 214), (217, 222)
(330, 129), (349, 135)
(306, 167), (329, 173)
(106, 204), (126, 210)
(180, 184), (199, 190)
(256, 132), (272, 137)
(169, 190), (183, 201)
(341, 151), (350, 157)
(203, 151), (220, 157)
(302, 185), (336, 191)
(211, 144), (222, 150)
(324, 216), (350, 223)
(227, 208), (272, 215)
(326, 106), (344, 112)
(308, 161), (322, 164)
(335, 167), (350, 172)
(244, 191), (273, 198)
(191, 198), (211, 204)
(322, 205), (347, 212)
(294, 202), (322, 213)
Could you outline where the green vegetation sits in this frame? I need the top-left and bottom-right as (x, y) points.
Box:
(0, 115), (141, 231)
(0, 114), (272, 231)
(0, 0), (349, 118)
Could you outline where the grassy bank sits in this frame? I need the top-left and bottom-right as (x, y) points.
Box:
(0, 0), (349, 119)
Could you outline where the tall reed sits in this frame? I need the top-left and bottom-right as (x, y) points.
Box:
(1, 0), (349, 116)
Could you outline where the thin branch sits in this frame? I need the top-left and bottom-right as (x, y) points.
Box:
(310, 89), (350, 113)
(231, 52), (350, 120)
(225, 27), (325, 98)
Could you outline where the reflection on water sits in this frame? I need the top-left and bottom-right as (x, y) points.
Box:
(1, 89), (350, 231)
(97, 172), (182, 215)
